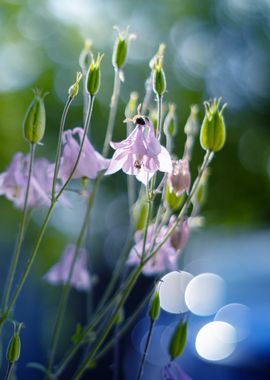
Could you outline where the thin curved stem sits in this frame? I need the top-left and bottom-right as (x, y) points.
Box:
(55, 95), (95, 201)
(1, 142), (36, 313)
(47, 174), (100, 373)
(136, 320), (154, 380)
(102, 69), (121, 157)
(4, 363), (14, 380)
(0, 97), (94, 329)
(51, 96), (73, 201)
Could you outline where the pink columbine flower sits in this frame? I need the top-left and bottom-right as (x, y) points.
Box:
(127, 217), (190, 276)
(44, 244), (91, 291)
(105, 117), (172, 185)
(0, 153), (52, 209)
(56, 127), (109, 182)
(169, 158), (191, 196)
(161, 362), (192, 380)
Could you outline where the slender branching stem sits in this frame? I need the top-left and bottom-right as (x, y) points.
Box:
(51, 96), (73, 201)
(1, 142), (36, 313)
(136, 320), (155, 380)
(102, 69), (121, 157)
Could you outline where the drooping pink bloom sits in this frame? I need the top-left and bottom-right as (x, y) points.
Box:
(0, 153), (52, 209)
(169, 158), (191, 196)
(56, 127), (109, 182)
(161, 362), (192, 380)
(127, 217), (190, 276)
(44, 244), (91, 291)
(105, 117), (172, 185)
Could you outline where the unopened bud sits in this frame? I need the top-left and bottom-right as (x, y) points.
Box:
(125, 92), (139, 119)
(170, 220), (189, 251)
(168, 320), (187, 360)
(23, 89), (47, 144)
(132, 196), (148, 231)
(152, 57), (166, 97)
(79, 39), (92, 72)
(149, 43), (166, 70)
(165, 185), (184, 211)
(112, 27), (136, 69)
(68, 72), (83, 99)
(200, 98), (226, 152)
(184, 105), (199, 136)
(163, 104), (177, 138)
(148, 291), (160, 322)
(86, 53), (104, 96)
(169, 159), (191, 196)
(7, 323), (24, 364)
(192, 169), (210, 207)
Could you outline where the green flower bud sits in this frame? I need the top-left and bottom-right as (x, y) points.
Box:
(68, 72), (83, 99)
(148, 291), (160, 322)
(165, 184), (185, 211)
(149, 43), (166, 70)
(132, 196), (148, 231)
(23, 89), (47, 144)
(125, 92), (139, 119)
(192, 169), (210, 207)
(112, 27), (136, 69)
(86, 53), (104, 96)
(152, 57), (166, 97)
(168, 320), (187, 360)
(163, 104), (177, 138)
(184, 105), (199, 136)
(7, 323), (24, 364)
(200, 98), (226, 152)
(79, 39), (92, 72)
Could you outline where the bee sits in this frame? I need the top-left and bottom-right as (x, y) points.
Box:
(134, 160), (142, 169)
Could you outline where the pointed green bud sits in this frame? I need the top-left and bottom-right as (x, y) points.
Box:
(152, 56), (166, 97)
(200, 98), (226, 152)
(115, 305), (125, 325)
(68, 72), (83, 99)
(23, 89), (47, 144)
(164, 104), (177, 138)
(125, 92), (139, 119)
(149, 43), (166, 70)
(79, 39), (92, 72)
(184, 105), (199, 136)
(132, 196), (148, 231)
(148, 291), (160, 322)
(7, 323), (24, 364)
(86, 53), (104, 96)
(168, 320), (187, 360)
(112, 27), (136, 69)
(192, 169), (210, 207)
(165, 184), (185, 211)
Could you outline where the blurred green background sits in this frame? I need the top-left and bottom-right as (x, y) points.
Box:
(1, 0), (270, 379)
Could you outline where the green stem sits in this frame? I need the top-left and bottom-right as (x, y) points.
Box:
(0, 96), (94, 329)
(71, 264), (143, 380)
(145, 150), (213, 265)
(51, 96), (73, 201)
(1, 143), (36, 313)
(136, 320), (154, 380)
(55, 95), (95, 201)
(94, 291), (151, 362)
(47, 175), (101, 373)
(157, 95), (163, 140)
(4, 363), (14, 380)
(102, 69), (121, 157)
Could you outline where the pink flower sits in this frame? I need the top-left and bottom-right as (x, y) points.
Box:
(44, 244), (91, 291)
(127, 217), (190, 276)
(56, 127), (109, 182)
(161, 362), (192, 380)
(105, 117), (172, 185)
(169, 158), (191, 196)
(0, 153), (52, 209)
